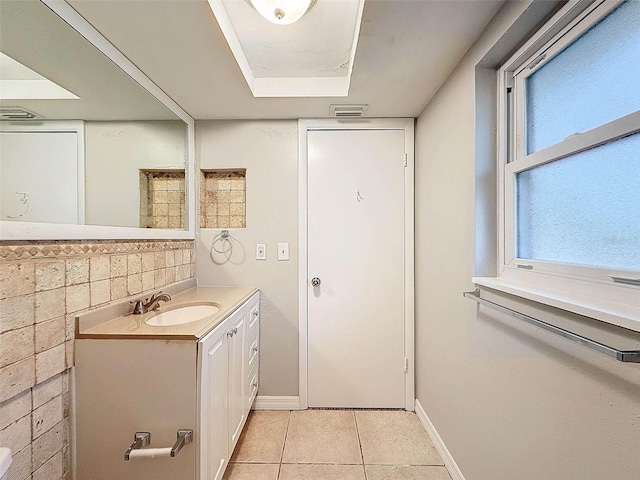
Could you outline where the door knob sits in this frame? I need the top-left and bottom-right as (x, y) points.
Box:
(311, 277), (321, 287)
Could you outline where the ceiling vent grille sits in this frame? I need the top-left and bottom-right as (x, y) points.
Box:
(330, 104), (368, 118)
(0, 107), (42, 121)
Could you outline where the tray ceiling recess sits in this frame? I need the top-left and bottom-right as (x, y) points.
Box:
(0, 52), (79, 101)
(206, 0), (365, 97)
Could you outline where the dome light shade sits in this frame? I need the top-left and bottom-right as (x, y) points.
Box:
(249, 0), (316, 25)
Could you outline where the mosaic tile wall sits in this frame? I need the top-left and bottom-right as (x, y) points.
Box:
(0, 240), (195, 480)
(200, 170), (246, 229)
(141, 171), (186, 229)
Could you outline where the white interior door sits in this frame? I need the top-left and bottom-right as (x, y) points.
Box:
(307, 128), (406, 408)
(0, 129), (83, 224)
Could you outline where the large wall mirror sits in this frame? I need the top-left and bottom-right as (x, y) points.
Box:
(0, 0), (195, 240)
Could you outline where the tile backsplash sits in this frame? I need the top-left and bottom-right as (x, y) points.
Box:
(0, 239), (195, 480)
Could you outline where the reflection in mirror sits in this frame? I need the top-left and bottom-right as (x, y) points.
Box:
(0, 0), (189, 231)
(84, 122), (186, 228)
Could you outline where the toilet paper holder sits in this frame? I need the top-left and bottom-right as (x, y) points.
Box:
(124, 429), (193, 460)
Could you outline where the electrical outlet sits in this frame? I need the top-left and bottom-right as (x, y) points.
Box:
(277, 242), (289, 261)
(256, 243), (266, 260)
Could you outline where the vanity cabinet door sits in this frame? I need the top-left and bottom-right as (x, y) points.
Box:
(228, 306), (247, 450)
(199, 292), (260, 480)
(199, 321), (230, 480)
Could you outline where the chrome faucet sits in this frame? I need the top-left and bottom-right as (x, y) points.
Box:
(130, 291), (172, 315)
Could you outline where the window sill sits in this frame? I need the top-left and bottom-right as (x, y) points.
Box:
(472, 276), (640, 333)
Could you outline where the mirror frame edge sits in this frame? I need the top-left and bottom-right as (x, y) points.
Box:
(0, 0), (196, 241)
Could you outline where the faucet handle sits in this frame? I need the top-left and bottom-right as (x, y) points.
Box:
(130, 299), (144, 315)
(149, 291), (163, 301)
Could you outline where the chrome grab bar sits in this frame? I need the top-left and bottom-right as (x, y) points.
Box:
(124, 429), (193, 460)
(464, 289), (640, 363)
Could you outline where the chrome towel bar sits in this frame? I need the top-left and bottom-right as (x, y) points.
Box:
(463, 289), (640, 363)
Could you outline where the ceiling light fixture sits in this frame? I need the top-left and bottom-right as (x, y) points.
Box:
(248, 0), (316, 25)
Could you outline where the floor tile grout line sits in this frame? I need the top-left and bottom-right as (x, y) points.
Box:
(276, 410), (292, 478)
(353, 411), (364, 465)
(279, 462), (368, 465)
(353, 409), (368, 479)
(280, 410), (292, 462)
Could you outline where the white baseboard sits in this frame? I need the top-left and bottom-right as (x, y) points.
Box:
(415, 399), (466, 480)
(252, 396), (300, 410)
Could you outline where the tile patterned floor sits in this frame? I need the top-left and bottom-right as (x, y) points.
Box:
(223, 410), (452, 480)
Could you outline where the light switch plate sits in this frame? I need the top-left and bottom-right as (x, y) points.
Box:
(256, 243), (266, 260)
(277, 242), (289, 261)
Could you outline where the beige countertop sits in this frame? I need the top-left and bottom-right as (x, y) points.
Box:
(76, 280), (258, 340)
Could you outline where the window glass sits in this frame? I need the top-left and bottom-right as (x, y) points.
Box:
(516, 132), (640, 271)
(525, 0), (640, 154)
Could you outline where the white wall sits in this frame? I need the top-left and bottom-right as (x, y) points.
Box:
(85, 121), (186, 227)
(415, 2), (640, 479)
(196, 120), (299, 396)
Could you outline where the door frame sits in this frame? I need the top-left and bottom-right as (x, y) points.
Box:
(298, 118), (415, 411)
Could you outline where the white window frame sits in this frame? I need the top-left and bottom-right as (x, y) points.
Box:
(476, 0), (640, 332)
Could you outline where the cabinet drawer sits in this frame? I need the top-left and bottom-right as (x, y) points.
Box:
(247, 302), (259, 334)
(246, 327), (259, 375)
(246, 363), (259, 410)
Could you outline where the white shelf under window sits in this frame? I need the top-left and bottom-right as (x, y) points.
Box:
(472, 276), (640, 334)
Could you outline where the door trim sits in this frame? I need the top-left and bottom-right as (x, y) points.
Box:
(298, 118), (415, 411)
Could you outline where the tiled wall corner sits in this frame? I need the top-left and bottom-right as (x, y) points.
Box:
(139, 171), (149, 229)
(0, 239), (195, 480)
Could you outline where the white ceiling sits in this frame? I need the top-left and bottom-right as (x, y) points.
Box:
(67, 0), (505, 119)
(0, 0), (179, 121)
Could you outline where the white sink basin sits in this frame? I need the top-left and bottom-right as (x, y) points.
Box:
(145, 304), (220, 327)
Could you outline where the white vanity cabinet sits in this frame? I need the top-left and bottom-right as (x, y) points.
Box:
(75, 287), (259, 480)
(199, 292), (259, 480)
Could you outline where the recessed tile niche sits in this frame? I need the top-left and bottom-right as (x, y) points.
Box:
(200, 170), (246, 228)
(139, 170), (186, 229)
